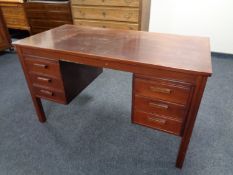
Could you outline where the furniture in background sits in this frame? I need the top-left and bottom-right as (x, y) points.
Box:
(0, 0), (30, 32)
(0, 8), (11, 51)
(71, 0), (151, 31)
(25, 0), (73, 34)
(14, 25), (212, 168)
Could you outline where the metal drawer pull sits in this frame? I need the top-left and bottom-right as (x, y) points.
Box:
(149, 102), (169, 109)
(150, 86), (171, 94)
(148, 117), (166, 124)
(37, 77), (51, 83)
(33, 63), (48, 69)
(40, 90), (53, 96)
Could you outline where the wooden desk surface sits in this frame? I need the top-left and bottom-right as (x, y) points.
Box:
(14, 24), (212, 76)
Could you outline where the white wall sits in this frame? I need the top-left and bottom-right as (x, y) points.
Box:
(149, 0), (233, 54)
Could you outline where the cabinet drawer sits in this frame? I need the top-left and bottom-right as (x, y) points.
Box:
(29, 19), (71, 28)
(33, 85), (66, 103)
(134, 95), (186, 121)
(4, 17), (27, 27)
(29, 73), (64, 91)
(74, 19), (138, 30)
(133, 111), (183, 135)
(25, 3), (70, 12)
(1, 5), (25, 17)
(134, 78), (191, 106)
(24, 56), (61, 78)
(72, 6), (139, 22)
(71, 0), (140, 7)
(27, 11), (71, 21)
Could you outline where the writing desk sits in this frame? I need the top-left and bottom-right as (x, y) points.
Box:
(13, 24), (212, 169)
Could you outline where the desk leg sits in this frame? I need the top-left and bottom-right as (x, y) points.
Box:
(31, 96), (46, 123)
(176, 76), (207, 168)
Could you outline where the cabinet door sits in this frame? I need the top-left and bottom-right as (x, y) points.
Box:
(0, 9), (11, 51)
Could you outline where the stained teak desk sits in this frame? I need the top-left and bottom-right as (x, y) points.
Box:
(14, 25), (212, 168)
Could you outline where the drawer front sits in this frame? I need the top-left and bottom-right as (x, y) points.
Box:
(134, 95), (186, 121)
(29, 19), (71, 28)
(33, 85), (66, 103)
(29, 73), (64, 91)
(24, 56), (61, 78)
(72, 6), (139, 22)
(74, 19), (138, 30)
(25, 3), (70, 12)
(27, 11), (72, 21)
(134, 78), (191, 106)
(71, 0), (140, 7)
(4, 17), (28, 27)
(1, 5), (25, 17)
(133, 111), (183, 135)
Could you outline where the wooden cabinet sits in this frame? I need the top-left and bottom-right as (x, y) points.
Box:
(132, 74), (194, 136)
(71, 0), (151, 31)
(0, 8), (11, 51)
(25, 1), (73, 34)
(0, 0), (30, 31)
(21, 48), (103, 104)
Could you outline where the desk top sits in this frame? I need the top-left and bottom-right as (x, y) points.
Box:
(14, 24), (212, 76)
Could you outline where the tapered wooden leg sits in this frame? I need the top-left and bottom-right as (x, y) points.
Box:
(176, 77), (208, 168)
(176, 136), (191, 168)
(31, 96), (46, 123)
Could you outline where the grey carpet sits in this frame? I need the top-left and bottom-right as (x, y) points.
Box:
(0, 51), (232, 175)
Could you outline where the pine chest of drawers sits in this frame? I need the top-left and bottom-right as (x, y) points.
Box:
(71, 0), (151, 31)
(0, 0), (30, 31)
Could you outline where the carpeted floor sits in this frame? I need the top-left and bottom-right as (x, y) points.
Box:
(0, 51), (232, 175)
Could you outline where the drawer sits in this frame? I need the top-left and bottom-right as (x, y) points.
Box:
(24, 56), (61, 78)
(27, 11), (71, 21)
(134, 95), (186, 121)
(4, 17), (28, 27)
(71, 0), (140, 7)
(134, 78), (191, 106)
(133, 111), (183, 135)
(1, 5), (25, 17)
(72, 6), (139, 22)
(29, 19), (71, 28)
(25, 3), (70, 12)
(29, 73), (64, 91)
(74, 19), (138, 30)
(33, 85), (66, 103)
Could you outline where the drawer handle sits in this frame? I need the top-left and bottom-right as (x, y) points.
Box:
(37, 77), (51, 83)
(150, 87), (172, 94)
(33, 63), (48, 69)
(149, 102), (169, 110)
(148, 117), (166, 124)
(40, 89), (53, 96)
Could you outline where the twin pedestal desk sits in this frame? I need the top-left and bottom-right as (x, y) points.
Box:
(14, 25), (212, 169)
